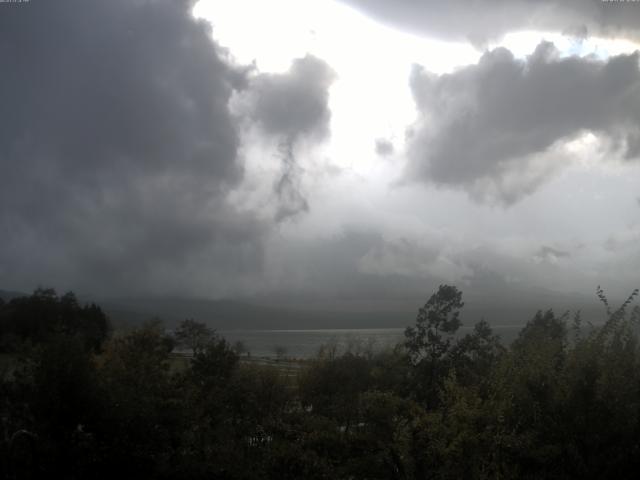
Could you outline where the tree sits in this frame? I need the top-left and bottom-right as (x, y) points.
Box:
(29, 335), (101, 476)
(174, 318), (214, 355)
(176, 335), (240, 477)
(299, 352), (373, 429)
(189, 335), (239, 391)
(451, 319), (505, 389)
(0, 288), (110, 352)
(404, 285), (464, 364)
(95, 322), (181, 477)
(232, 340), (248, 356)
(404, 285), (464, 407)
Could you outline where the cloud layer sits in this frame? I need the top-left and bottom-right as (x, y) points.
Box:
(407, 42), (640, 204)
(0, 1), (339, 296)
(0, 0), (262, 295)
(3, 0), (640, 313)
(339, 0), (640, 45)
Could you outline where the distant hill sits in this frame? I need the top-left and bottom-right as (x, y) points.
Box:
(0, 285), (612, 331)
(0, 289), (27, 301)
(94, 296), (412, 331)
(92, 287), (609, 332)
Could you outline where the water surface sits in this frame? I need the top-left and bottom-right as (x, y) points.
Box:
(219, 325), (523, 358)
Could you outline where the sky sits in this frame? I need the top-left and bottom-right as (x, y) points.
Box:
(1, 0), (640, 316)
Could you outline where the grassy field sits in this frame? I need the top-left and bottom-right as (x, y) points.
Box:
(169, 352), (310, 383)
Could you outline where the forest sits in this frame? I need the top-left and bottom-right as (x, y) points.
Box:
(1, 285), (640, 479)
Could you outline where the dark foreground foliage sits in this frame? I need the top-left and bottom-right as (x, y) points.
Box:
(1, 286), (640, 479)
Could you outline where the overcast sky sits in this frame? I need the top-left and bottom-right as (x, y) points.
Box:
(1, 0), (640, 312)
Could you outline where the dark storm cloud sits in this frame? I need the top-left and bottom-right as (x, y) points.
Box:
(0, 0), (265, 295)
(273, 142), (309, 222)
(407, 42), (640, 204)
(246, 55), (335, 142)
(242, 56), (335, 221)
(339, 0), (640, 45)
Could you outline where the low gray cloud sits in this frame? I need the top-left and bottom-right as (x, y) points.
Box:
(407, 42), (640, 204)
(265, 230), (439, 303)
(357, 238), (440, 278)
(0, 0), (265, 296)
(257, 229), (601, 325)
(534, 246), (571, 264)
(339, 0), (640, 45)
(375, 138), (394, 157)
(241, 56), (335, 221)
(245, 55), (335, 142)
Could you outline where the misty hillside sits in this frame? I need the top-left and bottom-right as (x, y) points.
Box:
(0, 290), (27, 302)
(2, 285), (610, 331)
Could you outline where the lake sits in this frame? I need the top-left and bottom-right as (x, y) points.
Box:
(219, 325), (524, 358)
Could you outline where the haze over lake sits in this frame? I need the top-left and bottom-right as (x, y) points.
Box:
(219, 325), (525, 358)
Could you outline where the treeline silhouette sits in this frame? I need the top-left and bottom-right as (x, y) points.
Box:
(1, 285), (640, 479)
